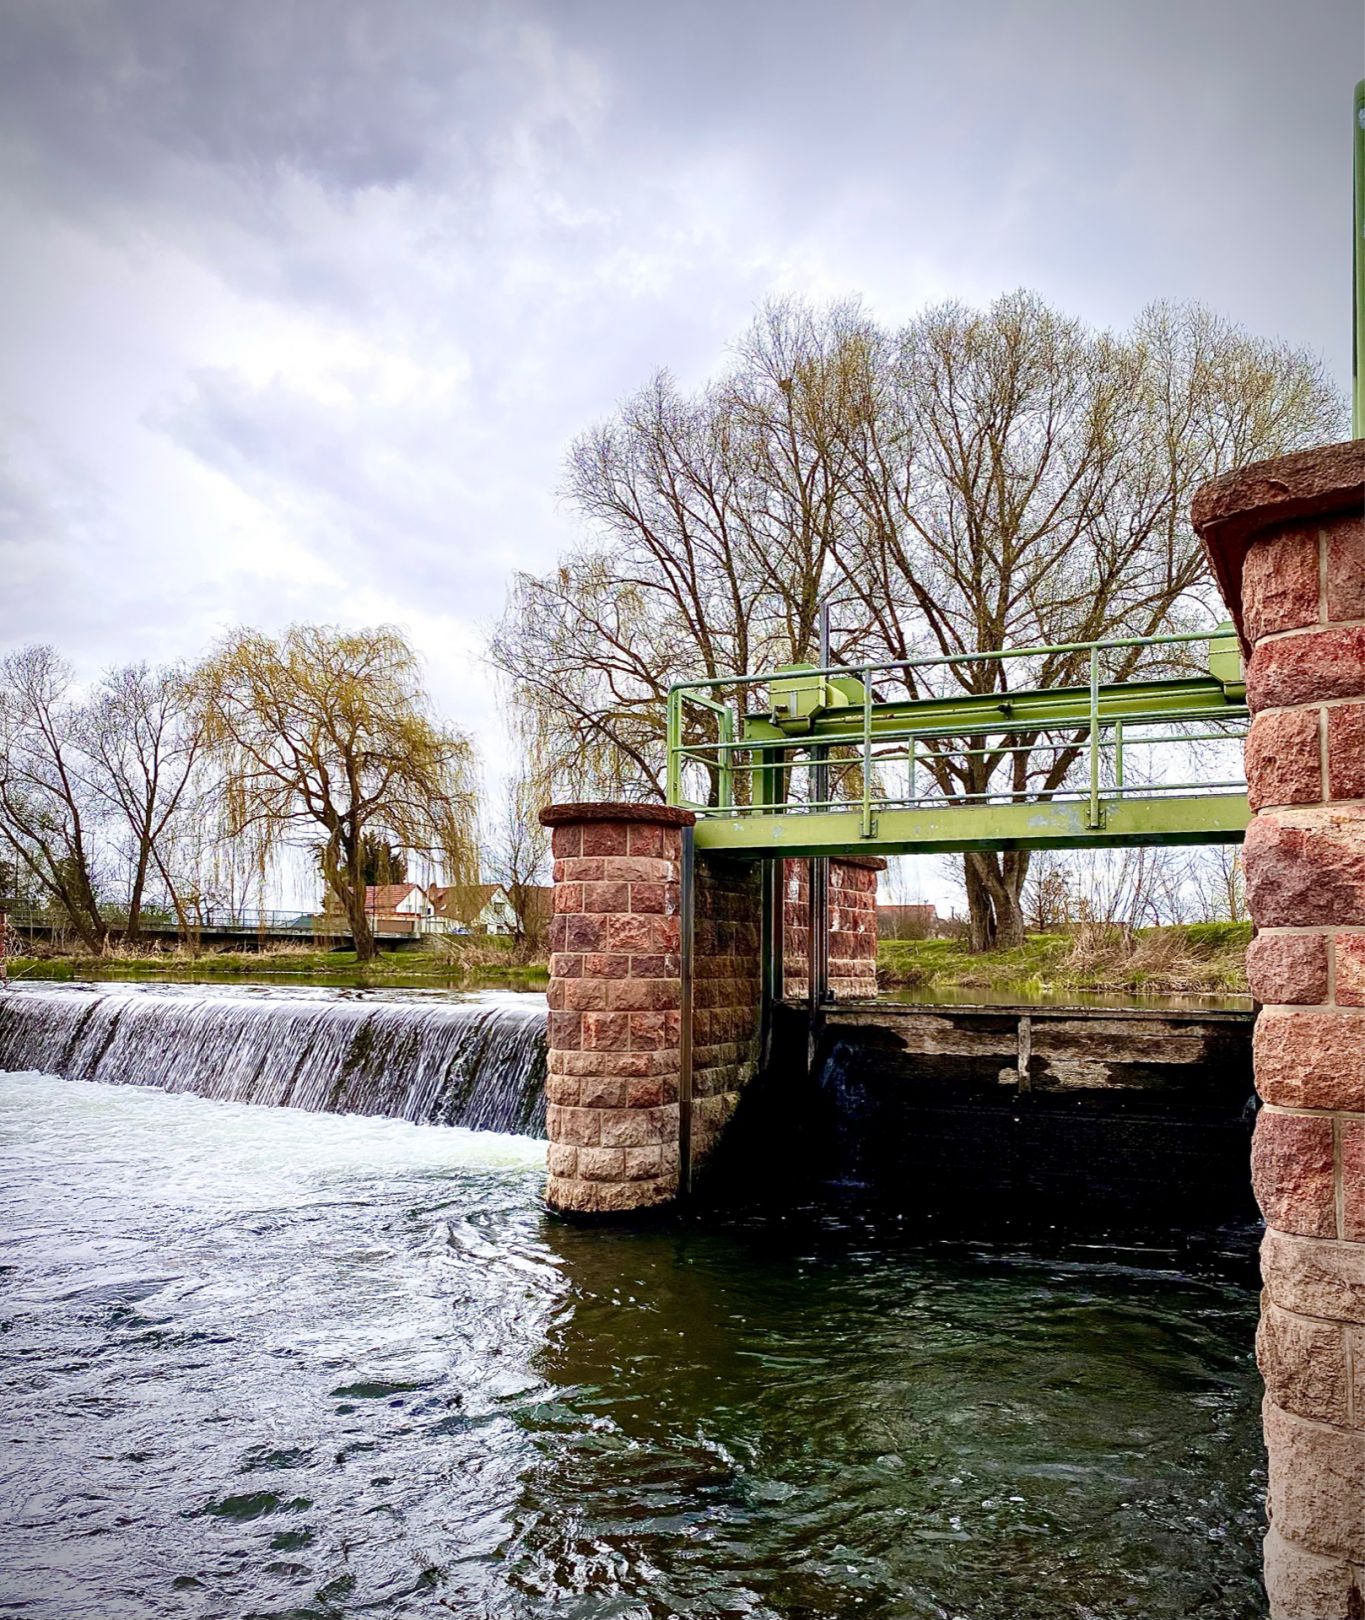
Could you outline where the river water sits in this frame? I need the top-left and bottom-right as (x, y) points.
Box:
(1, 1060), (1265, 1620)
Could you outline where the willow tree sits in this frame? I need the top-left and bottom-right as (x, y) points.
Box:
(198, 625), (477, 961)
(493, 292), (1341, 949)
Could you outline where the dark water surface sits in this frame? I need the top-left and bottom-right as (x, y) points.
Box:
(1, 1071), (1264, 1620)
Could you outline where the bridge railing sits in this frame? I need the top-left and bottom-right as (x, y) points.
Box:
(666, 627), (1249, 834)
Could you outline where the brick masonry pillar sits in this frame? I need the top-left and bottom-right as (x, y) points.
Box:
(782, 856), (885, 1001)
(1194, 440), (1365, 1619)
(539, 803), (692, 1216)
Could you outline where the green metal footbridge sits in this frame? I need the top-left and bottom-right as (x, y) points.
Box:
(665, 627), (1251, 858)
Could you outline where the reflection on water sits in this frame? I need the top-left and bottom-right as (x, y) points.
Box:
(0, 1071), (1265, 1619)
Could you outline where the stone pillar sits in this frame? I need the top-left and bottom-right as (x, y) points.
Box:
(1193, 440), (1365, 1619)
(782, 857), (884, 1001)
(540, 803), (692, 1215)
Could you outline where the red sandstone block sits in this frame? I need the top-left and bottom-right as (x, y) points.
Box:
(548, 916), (567, 952)
(1248, 625), (1365, 712)
(582, 1011), (631, 1051)
(580, 880), (627, 913)
(561, 857), (606, 882)
(1244, 531), (1321, 642)
(663, 883), (681, 916)
(581, 822), (629, 857)
(1337, 934), (1365, 1006)
(545, 1075), (580, 1106)
(549, 953), (583, 979)
(553, 882), (582, 915)
(548, 1010), (582, 1051)
(651, 917), (681, 953)
(584, 952), (629, 979)
(610, 856), (674, 883)
(627, 1077), (668, 1107)
(551, 824), (581, 858)
(563, 978), (608, 1012)
(1327, 704), (1365, 800)
(606, 913), (653, 952)
(1261, 1227), (1365, 1326)
(1252, 1108), (1337, 1237)
(621, 1145), (664, 1180)
(606, 978), (681, 1012)
(1325, 513), (1365, 624)
(565, 914), (608, 952)
(1254, 1008), (1365, 1110)
(547, 1143), (578, 1179)
(630, 882), (665, 914)
(598, 1109), (654, 1148)
(577, 1146), (626, 1181)
(1256, 1300), (1350, 1425)
(629, 1010), (680, 1050)
(626, 822), (665, 857)
(1263, 1523), (1360, 1620)
(1244, 807), (1365, 927)
(627, 954), (666, 978)
(1246, 707), (1323, 809)
(1343, 1120), (1365, 1242)
(1262, 1399), (1365, 1564)
(1246, 932), (1329, 1004)
(578, 1076), (627, 1109)
(546, 980), (565, 1010)
(547, 1103), (601, 1147)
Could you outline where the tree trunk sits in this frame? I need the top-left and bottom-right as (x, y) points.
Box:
(345, 888), (377, 962)
(962, 851), (1030, 952)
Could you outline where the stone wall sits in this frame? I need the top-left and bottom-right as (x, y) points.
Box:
(692, 858), (763, 1169)
(1194, 439), (1365, 1620)
(541, 803), (690, 1216)
(540, 807), (884, 1216)
(782, 856), (883, 1001)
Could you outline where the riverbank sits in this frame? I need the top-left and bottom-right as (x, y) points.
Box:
(878, 922), (1250, 998)
(3, 942), (550, 989)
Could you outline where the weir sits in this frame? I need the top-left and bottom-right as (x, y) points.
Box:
(0, 985), (548, 1137)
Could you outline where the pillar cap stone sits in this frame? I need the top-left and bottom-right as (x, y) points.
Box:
(539, 801), (696, 829)
(1192, 439), (1365, 651)
(834, 855), (888, 871)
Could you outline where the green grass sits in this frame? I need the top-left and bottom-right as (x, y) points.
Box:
(878, 922), (1250, 996)
(4, 943), (550, 989)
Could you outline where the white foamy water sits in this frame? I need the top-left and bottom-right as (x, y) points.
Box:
(0, 981), (548, 1135)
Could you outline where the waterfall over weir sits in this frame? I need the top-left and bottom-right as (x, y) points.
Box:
(0, 983), (547, 1136)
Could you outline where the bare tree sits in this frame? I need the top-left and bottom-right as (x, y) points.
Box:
(81, 662), (205, 942)
(483, 766), (551, 955)
(493, 292), (1341, 949)
(0, 646), (108, 951)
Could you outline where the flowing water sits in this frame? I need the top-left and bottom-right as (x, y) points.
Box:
(0, 985), (1266, 1619)
(0, 983), (547, 1136)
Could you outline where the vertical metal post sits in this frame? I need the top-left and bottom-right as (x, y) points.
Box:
(0, 906), (7, 986)
(677, 824), (695, 1199)
(860, 667), (874, 839)
(666, 688), (681, 806)
(908, 735), (916, 807)
(1114, 718), (1125, 791)
(809, 606), (831, 1012)
(1087, 645), (1102, 829)
(718, 705), (734, 811)
(759, 855), (784, 1063)
(1354, 79), (1365, 438)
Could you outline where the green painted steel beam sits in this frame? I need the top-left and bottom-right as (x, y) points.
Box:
(743, 675), (1245, 747)
(691, 793), (1252, 859)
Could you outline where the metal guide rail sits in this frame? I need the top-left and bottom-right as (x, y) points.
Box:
(665, 626), (1251, 857)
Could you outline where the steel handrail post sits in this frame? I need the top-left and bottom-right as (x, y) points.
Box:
(861, 668), (874, 838)
(1088, 646), (1101, 829)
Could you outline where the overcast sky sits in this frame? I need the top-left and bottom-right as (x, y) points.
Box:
(1, 0), (1358, 833)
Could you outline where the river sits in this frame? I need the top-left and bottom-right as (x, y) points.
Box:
(0, 1025), (1265, 1619)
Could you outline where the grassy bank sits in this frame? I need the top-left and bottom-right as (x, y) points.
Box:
(4, 940), (550, 987)
(878, 922), (1251, 998)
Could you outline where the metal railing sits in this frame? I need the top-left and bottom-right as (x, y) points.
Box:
(666, 628), (1249, 838)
